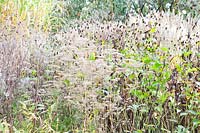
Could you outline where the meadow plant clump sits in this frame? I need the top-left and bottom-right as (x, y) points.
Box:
(0, 0), (52, 31)
(0, 2), (200, 132)
(46, 11), (199, 132)
(0, 18), (50, 131)
(43, 0), (200, 33)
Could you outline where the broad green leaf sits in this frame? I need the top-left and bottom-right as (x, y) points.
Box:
(186, 68), (197, 73)
(142, 56), (151, 64)
(151, 61), (162, 71)
(180, 112), (188, 116)
(186, 110), (197, 115)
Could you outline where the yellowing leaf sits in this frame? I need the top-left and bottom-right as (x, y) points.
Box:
(102, 40), (106, 45)
(196, 41), (200, 46)
(150, 27), (156, 33)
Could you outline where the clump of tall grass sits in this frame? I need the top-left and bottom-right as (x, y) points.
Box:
(47, 10), (199, 132)
(0, 16), (50, 130)
(0, 0), (53, 31)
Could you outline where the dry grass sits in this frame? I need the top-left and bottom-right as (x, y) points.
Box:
(0, 10), (199, 132)
(45, 11), (199, 132)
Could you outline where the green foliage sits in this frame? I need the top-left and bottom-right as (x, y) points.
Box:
(89, 52), (96, 61)
(48, 0), (200, 32)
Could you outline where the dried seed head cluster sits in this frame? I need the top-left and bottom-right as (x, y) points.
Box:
(0, 9), (199, 132)
(45, 11), (199, 132)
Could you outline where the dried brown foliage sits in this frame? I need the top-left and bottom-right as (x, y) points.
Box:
(0, 11), (199, 132)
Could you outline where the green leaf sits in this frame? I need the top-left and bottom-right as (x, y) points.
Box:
(130, 89), (149, 100)
(168, 119), (178, 123)
(101, 40), (106, 45)
(89, 52), (96, 61)
(0, 123), (4, 131)
(128, 74), (135, 80)
(37, 104), (45, 111)
(183, 51), (192, 57)
(64, 79), (70, 86)
(150, 27), (156, 33)
(142, 56), (152, 64)
(151, 61), (162, 71)
(161, 128), (171, 132)
(192, 119), (200, 126)
(158, 93), (169, 104)
(31, 69), (37, 77)
(161, 47), (169, 52)
(176, 125), (189, 133)
(128, 104), (140, 110)
(133, 130), (143, 133)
